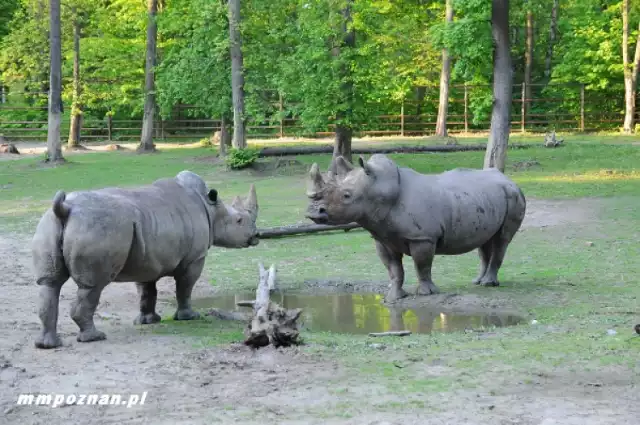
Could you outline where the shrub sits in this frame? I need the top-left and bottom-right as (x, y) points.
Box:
(225, 147), (260, 170)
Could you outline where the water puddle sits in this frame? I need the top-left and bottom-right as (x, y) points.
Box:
(191, 292), (525, 335)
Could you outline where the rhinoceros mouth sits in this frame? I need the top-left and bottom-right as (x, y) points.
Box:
(306, 213), (329, 224)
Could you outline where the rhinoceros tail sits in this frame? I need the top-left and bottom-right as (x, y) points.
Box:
(52, 190), (70, 220)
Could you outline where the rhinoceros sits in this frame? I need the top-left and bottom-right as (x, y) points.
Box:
(31, 170), (260, 349)
(305, 154), (526, 303)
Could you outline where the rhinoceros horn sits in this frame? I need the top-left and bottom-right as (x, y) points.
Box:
(231, 195), (243, 209)
(307, 163), (325, 196)
(330, 156), (354, 178)
(244, 184), (258, 218)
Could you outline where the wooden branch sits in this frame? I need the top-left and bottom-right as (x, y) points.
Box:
(205, 308), (250, 321)
(257, 222), (363, 239)
(257, 143), (529, 157)
(244, 263), (303, 348)
(368, 331), (412, 337)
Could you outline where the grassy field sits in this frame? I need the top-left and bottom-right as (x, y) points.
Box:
(1, 134), (639, 420)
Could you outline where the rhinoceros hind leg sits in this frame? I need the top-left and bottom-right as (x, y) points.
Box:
(35, 276), (68, 349)
(173, 260), (204, 321)
(477, 236), (510, 287)
(134, 282), (161, 325)
(71, 285), (107, 343)
(410, 241), (441, 296)
(472, 242), (492, 285)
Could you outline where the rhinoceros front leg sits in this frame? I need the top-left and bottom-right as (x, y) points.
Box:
(35, 276), (68, 349)
(410, 241), (440, 295)
(71, 284), (108, 343)
(375, 241), (408, 303)
(134, 281), (161, 325)
(173, 259), (204, 321)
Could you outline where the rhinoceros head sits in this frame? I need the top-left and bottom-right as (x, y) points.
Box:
(305, 154), (401, 225)
(209, 184), (260, 249)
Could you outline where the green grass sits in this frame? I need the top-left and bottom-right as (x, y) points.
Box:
(1, 134), (640, 417)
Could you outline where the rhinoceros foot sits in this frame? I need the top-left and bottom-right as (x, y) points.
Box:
(416, 281), (440, 296)
(35, 333), (63, 349)
(477, 277), (500, 287)
(76, 329), (106, 343)
(385, 287), (409, 303)
(173, 308), (201, 321)
(134, 312), (162, 325)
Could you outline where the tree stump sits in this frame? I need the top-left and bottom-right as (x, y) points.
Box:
(243, 263), (302, 348)
(543, 131), (564, 147)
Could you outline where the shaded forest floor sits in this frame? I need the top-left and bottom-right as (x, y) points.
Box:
(0, 135), (639, 424)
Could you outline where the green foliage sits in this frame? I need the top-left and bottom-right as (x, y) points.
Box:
(224, 147), (261, 170)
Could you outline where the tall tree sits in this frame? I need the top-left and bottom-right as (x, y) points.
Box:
(543, 0), (559, 79)
(332, 0), (355, 164)
(435, 0), (454, 137)
(138, 0), (158, 152)
(523, 5), (533, 119)
(622, 0), (640, 134)
(45, 0), (64, 162)
(67, 7), (83, 149)
(483, 0), (512, 172)
(228, 0), (246, 149)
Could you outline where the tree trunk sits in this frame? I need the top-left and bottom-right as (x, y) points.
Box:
(484, 0), (512, 172)
(622, 0), (639, 134)
(332, 0), (355, 165)
(67, 12), (82, 149)
(45, 0), (64, 163)
(138, 0), (158, 152)
(228, 0), (247, 149)
(523, 9), (533, 119)
(543, 0), (559, 79)
(435, 0), (454, 137)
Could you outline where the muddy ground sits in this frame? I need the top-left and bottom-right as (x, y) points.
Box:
(0, 198), (638, 424)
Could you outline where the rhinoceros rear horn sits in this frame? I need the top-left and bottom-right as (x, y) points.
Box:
(245, 184), (258, 215)
(333, 156), (354, 176)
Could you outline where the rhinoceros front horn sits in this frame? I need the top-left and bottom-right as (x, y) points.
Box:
(244, 184), (258, 217)
(307, 163), (325, 196)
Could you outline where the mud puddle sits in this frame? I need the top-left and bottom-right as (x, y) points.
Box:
(191, 292), (525, 335)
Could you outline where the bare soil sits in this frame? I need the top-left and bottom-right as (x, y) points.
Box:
(1, 198), (638, 424)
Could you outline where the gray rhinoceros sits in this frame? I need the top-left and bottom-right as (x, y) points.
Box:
(305, 154), (526, 303)
(31, 170), (259, 349)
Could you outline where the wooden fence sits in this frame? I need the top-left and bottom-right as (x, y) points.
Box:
(0, 82), (637, 142)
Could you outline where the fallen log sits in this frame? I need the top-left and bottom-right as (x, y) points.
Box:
(257, 143), (529, 157)
(244, 263), (303, 348)
(368, 331), (412, 337)
(257, 222), (362, 239)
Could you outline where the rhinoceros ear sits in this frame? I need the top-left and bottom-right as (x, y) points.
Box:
(359, 155), (375, 177)
(207, 189), (218, 203)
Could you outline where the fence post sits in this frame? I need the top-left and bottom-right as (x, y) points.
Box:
(107, 115), (113, 141)
(463, 84), (469, 133)
(278, 92), (284, 138)
(521, 83), (526, 133)
(580, 84), (585, 132)
(400, 100), (405, 137)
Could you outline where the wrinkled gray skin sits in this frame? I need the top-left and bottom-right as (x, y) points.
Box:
(31, 170), (260, 349)
(306, 154), (526, 303)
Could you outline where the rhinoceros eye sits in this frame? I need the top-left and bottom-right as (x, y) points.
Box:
(343, 192), (351, 199)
